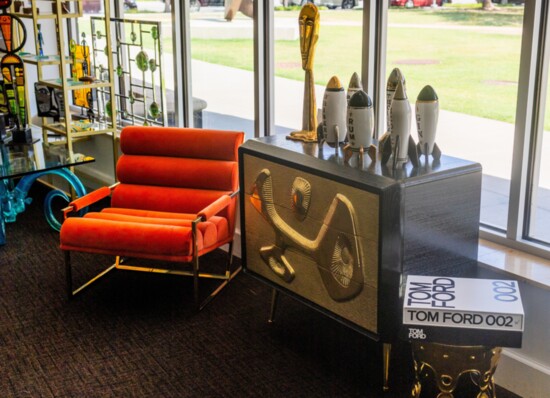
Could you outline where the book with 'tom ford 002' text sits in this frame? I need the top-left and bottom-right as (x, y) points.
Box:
(401, 275), (524, 347)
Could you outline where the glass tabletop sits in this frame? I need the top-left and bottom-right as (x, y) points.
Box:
(1, 139), (95, 181)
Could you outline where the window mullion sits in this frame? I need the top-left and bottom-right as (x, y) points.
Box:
(254, 0), (274, 138)
(174, 1), (192, 127)
(364, 0), (388, 140)
(507, 0), (545, 241)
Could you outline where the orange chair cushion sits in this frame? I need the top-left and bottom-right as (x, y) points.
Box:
(100, 208), (229, 243)
(60, 217), (202, 262)
(120, 126), (242, 162)
(116, 156), (238, 192)
(84, 213), (216, 248)
(110, 185), (232, 216)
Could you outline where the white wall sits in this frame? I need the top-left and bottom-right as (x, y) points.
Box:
(495, 279), (550, 397)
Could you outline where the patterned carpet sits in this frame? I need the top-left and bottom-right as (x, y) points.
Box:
(0, 185), (521, 397)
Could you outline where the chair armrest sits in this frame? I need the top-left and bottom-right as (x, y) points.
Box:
(62, 183), (118, 218)
(197, 193), (233, 221)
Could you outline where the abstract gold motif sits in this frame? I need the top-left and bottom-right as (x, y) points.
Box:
(411, 342), (502, 398)
(290, 176), (311, 221)
(250, 168), (364, 301)
(287, 3), (320, 143)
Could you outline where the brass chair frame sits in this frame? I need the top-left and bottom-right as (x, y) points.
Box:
(63, 187), (241, 311)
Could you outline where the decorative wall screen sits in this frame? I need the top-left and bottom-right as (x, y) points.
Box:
(90, 17), (166, 128)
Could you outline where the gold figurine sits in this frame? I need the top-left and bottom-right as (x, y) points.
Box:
(287, 3), (320, 143)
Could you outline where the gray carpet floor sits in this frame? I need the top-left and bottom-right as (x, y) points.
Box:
(0, 184), (521, 397)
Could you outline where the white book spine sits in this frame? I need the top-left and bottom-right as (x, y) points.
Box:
(403, 308), (523, 331)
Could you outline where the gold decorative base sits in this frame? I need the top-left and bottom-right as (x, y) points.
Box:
(411, 342), (502, 398)
(286, 130), (318, 143)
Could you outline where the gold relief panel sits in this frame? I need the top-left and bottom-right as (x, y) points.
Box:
(243, 154), (379, 333)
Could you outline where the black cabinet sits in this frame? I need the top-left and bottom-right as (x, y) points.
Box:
(239, 135), (481, 342)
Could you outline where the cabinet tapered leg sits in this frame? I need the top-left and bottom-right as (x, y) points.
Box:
(383, 343), (391, 392)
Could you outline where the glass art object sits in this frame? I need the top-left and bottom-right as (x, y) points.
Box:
(37, 23), (46, 58)
(105, 99), (112, 118)
(135, 50), (149, 72)
(0, 4), (31, 143)
(69, 39), (77, 79)
(80, 32), (90, 77)
(151, 26), (158, 40)
(148, 101), (159, 119)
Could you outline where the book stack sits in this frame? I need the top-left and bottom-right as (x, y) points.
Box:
(402, 275), (524, 347)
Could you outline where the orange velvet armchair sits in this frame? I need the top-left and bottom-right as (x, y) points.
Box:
(60, 126), (244, 310)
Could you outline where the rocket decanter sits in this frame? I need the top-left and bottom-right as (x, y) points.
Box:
(381, 80), (418, 168)
(345, 72), (363, 142)
(379, 68), (406, 148)
(347, 72), (363, 103)
(344, 90), (376, 164)
(322, 76), (347, 149)
(415, 85), (442, 162)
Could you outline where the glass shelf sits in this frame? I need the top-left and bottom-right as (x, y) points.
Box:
(43, 121), (115, 137)
(38, 78), (112, 91)
(1, 139), (93, 180)
(19, 53), (74, 66)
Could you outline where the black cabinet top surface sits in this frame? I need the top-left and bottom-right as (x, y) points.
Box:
(240, 135), (481, 191)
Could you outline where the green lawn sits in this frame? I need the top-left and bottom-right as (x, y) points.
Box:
(190, 7), (525, 125)
(388, 6), (524, 27)
(387, 28), (521, 124)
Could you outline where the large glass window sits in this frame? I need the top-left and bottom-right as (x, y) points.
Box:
(188, 0), (255, 139)
(385, 3), (524, 232)
(528, 53), (550, 244)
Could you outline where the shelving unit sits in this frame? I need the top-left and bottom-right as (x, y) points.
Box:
(13, 0), (117, 171)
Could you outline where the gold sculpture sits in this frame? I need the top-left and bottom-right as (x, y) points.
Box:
(287, 3), (320, 143)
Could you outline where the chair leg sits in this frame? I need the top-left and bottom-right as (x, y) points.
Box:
(65, 251), (73, 300)
(194, 242), (242, 311)
(192, 219), (200, 312)
(193, 254), (200, 312)
(65, 253), (117, 299)
(268, 288), (279, 323)
(226, 241), (234, 274)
